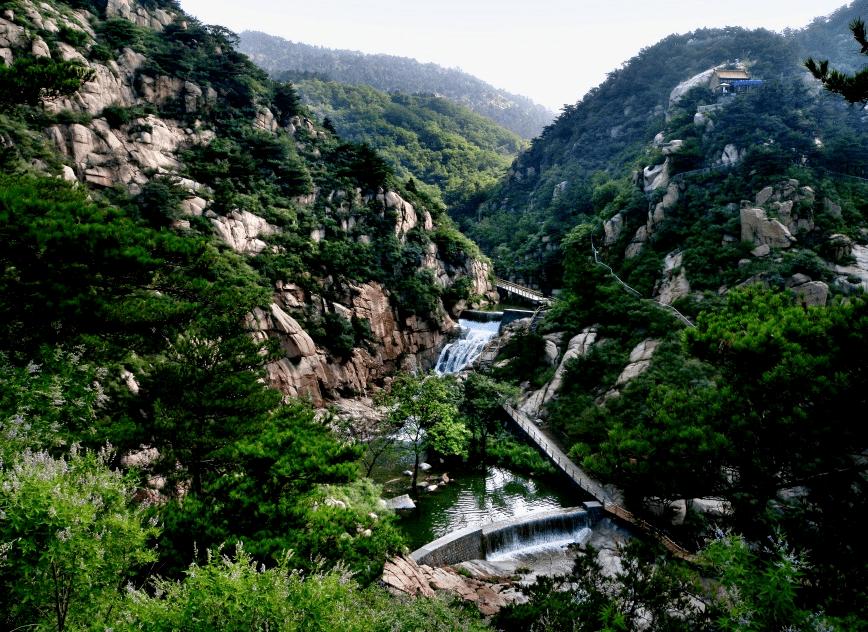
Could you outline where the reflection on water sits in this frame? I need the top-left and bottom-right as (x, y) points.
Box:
(396, 465), (575, 550)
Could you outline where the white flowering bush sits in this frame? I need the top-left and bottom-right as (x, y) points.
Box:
(0, 346), (110, 460)
(0, 445), (160, 632)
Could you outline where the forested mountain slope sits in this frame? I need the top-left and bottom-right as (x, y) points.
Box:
(0, 0), (496, 628)
(469, 22), (868, 291)
(291, 77), (527, 214)
(238, 30), (556, 139)
(477, 9), (868, 625)
(797, 0), (868, 75)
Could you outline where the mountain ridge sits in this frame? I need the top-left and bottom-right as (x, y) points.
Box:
(238, 29), (556, 139)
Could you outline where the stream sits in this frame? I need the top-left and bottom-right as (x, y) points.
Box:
(374, 315), (624, 565)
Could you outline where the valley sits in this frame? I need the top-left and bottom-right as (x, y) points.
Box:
(1, 0), (867, 629)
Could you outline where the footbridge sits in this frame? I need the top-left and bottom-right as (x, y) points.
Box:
(495, 279), (553, 305)
(502, 404), (694, 561)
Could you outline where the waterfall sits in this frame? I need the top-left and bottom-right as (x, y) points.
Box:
(482, 508), (591, 561)
(434, 318), (501, 375)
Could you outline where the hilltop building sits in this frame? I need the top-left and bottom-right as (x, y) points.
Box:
(710, 69), (762, 95)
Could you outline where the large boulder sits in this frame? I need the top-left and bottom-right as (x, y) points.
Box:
(786, 274), (828, 307)
(668, 67), (716, 106)
(740, 207), (796, 249)
(643, 159), (670, 192)
(0, 16), (24, 48)
(654, 251), (690, 305)
(604, 213), (623, 246)
(519, 328), (597, 419)
(615, 339), (660, 385)
(718, 143), (742, 166)
(210, 210), (281, 254)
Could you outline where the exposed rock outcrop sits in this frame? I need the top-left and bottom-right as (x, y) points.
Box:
(381, 555), (517, 616)
(519, 327), (597, 420)
(786, 274), (828, 307)
(18, 0), (490, 417)
(833, 244), (868, 293)
(643, 158), (670, 192)
(669, 67), (716, 106)
(740, 207), (796, 249)
(45, 114), (214, 190)
(604, 213), (623, 246)
(715, 143), (744, 167)
(654, 251), (690, 305)
(614, 339), (659, 386)
(211, 211), (281, 255)
(626, 182), (680, 259)
(259, 282), (456, 407)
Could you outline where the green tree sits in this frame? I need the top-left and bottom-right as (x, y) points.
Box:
(583, 286), (868, 617)
(154, 400), (384, 579)
(701, 532), (840, 631)
(0, 446), (159, 632)
(271, 81), (302, 126)
(494, 540), (701, 632)
(132, 312), (282, 496)
(377, 372), (466, 489)
(0, 57), (94, 110)
(0, 346), (110, 460)
(114, 544), (487, 632)
(461, 373), (518, 459)
(494, 534), (841, 632)
(806, 18), (868, 105)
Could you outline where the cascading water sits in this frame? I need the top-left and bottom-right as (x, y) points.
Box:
(434, 317), (501, 375)
(411, 312), (618, 572)
(483, 509), (592, 561)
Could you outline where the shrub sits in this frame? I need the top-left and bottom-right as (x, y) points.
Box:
(488, 433), (557, 476)
(88, 43), (113, 62)
(136, 176), (186, 227)
(101, 104), (148, 128)
(57, 25), (89, 48)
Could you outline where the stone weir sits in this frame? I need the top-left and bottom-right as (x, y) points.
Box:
(411, 502), (604, 567)
(460, 310), (504, 323)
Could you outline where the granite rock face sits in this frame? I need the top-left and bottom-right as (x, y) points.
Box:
(625, 181), (680, 259)
(381, 555), (516, 616)
(519, 327), (597, 420)
(210, 211), (281, 255)
(14, 0), (494, 416)
(257, 281), (456, 407)
(615, 339), (660, 385)
(643, 158), (670, 192)
(740, 207), (796, 249)
(653, 251), (690, 305)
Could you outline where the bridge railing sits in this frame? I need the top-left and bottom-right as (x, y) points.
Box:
(503, 404), (695, 562)
(495, 279), (552, 303)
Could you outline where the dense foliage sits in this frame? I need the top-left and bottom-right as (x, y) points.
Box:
(0, 0), (494, 628)
(291, 78), (526, 214)
(494, 535), (842, 631)
(238, 30), (555, 139)
(467, 21), (868, 289)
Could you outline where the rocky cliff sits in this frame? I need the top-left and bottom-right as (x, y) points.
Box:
(2, 0), (495, 409)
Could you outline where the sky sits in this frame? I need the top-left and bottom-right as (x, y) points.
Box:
(179, 0), (854, 112)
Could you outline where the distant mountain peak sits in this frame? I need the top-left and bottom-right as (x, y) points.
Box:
(238, 30), (555, 139)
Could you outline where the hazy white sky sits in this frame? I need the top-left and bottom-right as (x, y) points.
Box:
(180, 0), (854, 112)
